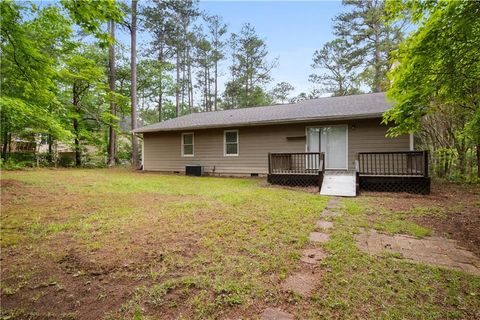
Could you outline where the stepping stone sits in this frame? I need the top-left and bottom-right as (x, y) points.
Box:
(322, 210), (341, 217)
(356, 229), (480, 276)
(261, 308), (294, 320)
(281, 271), (318, 296)
(300, 248), (328, 264)
(316, 220), (333, 230)
(309, 232), (330, 243)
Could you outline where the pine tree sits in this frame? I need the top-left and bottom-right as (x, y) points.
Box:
(205, 15), (227, 111)
(334, 0), (404, 92)
(271, 82), (295, 104)
(309, 39), (361, 96)
(130, 0), (140, 169)
(224, 23), (276, 108)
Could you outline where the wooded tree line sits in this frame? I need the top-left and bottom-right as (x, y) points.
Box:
(1, 0), (478, 180)
(0, 0), (282, 168)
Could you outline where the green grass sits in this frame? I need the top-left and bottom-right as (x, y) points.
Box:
(1, 168), (479, 319)
(1, 168), (326, 319)
(304, 200), (480, 320)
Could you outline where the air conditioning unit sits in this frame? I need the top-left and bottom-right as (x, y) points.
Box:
(185, 165), (203, 176)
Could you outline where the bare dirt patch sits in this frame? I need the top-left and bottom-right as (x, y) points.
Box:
(361, 182), (480, 256)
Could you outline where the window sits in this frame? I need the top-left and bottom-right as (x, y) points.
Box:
(224, 130), (238, 156)
(181, 133), (194, 157)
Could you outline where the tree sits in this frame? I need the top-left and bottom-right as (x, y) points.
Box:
(59, 47), (107, 167)
(271, 82), (295, 104)
(384, 0), (480, 178)
(130, 0), (140, 168)
(107, 20), (117, 166)
(142, 0), (175, 121)
(224, 23), (276, 108)
(309, 39), (361, 96)
(206, 14), (227, 111)
(334, 0), (404, 92)
(0, 2), (73, 160)
(194, 31), (214, 111)
(60, 0), (124, 47)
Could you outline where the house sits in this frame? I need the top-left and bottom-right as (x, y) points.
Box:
(133, 92), (430, 195)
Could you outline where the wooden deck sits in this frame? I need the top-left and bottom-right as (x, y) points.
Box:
(356, 151), (430, 194)
(267, 151), (431, 195)
(267, 152), (324, 189)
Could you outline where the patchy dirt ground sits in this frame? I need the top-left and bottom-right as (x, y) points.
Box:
(361, 182), (480, 255)
(1, 169), (479, 319)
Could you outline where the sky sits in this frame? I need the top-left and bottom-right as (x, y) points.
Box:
(36, 0), (348, 98)
(195, 1), (346, 96)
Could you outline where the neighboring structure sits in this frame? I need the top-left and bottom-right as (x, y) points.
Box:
(134, 92), (430, 194)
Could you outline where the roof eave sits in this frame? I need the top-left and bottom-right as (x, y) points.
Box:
(132, 112), (385, 134)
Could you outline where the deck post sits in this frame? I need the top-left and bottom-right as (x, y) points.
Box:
(268, 152), (271, 174)
(423, 150), (429, 178)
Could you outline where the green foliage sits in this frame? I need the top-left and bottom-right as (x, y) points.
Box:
(270, 81), (295, 104)
(223, 24), (277, 108)
(60, 0), (125, 47)
(309, 39), (361, 96)
(0, 1), (73, 141)
(384, 0), (480, 180)
(384, 0), (480, 137)
(333, 0), (404, 92)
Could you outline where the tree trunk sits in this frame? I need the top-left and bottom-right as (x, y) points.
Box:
(1, 119), (9, 160)
(131, 0), (140, 169)
(47, 134), (53, 163)
(158, 48), (163, 122)
(107, 20), (117, 167)
(457, 144), (467, 176)
(373, 26), (382, 93)
(207, 66), (211, 111)
(187, 45), (193, 113)
(477, 144), (480, 178)
(214, 60), (218, 111)
(73, 118), (81, 167)
(176, 49), (180, 117)
(72, 83), (81, 167)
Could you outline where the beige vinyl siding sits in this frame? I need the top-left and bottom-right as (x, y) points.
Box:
(142, 118), (409, 174)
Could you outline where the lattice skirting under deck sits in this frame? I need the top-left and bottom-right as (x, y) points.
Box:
(359, 176), (431, 195)
(267, 174), (322, 188)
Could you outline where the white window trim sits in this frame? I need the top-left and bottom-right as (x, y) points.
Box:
(409, 133), (414, 151)
(181, 132), (194, 157)
(224, 129), (239, 157)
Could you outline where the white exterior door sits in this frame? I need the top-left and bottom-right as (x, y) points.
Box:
(307, 125), (348, 170)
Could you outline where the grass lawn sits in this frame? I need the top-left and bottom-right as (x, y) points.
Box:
(1, 169), (479, 319)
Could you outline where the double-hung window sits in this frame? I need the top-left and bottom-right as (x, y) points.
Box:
(224, 130), (238, 156)
(181, 133), (194, 157)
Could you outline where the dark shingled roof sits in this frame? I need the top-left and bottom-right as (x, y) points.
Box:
(133, 92), (390, 133)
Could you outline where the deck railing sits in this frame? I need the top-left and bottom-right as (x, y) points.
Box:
(357, 151), (428, 177)
(268, 152), (324, 175)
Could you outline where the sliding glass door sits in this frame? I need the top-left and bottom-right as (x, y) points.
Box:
(307, 125), (348, 170)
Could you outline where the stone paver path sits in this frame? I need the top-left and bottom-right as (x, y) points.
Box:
(281, 271), (320, 296)
(321, 210), (341, 217)
(316, 220), (334, 230)
(309, 232), (330, 243)
(261, 197), (340, 317)
(356, 229), (480, 276)
(261, 308), (294, 320)
(300, 248), (328, 264)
